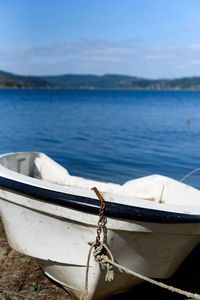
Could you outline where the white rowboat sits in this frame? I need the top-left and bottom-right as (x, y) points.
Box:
(0, 152), (200, 299)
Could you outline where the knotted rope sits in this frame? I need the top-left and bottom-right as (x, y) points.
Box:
(81, 242), (200, 300)
(80, 187), (200, 300)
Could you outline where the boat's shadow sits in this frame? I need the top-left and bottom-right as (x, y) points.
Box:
(109, 243), (200, 300)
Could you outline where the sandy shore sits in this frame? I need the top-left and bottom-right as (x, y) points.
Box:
(0, 218), (200, 300)
(0, 219), (70, 300)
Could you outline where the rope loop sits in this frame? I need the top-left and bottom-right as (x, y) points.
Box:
(80, 187), (200, 300)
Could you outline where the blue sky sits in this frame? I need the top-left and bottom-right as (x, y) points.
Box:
(1, 0), (200, 78)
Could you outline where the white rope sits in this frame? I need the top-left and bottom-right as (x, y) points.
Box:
(79, 243), (94, 300)
(105, 256), (200, 299)
(79, 243), (115, 299)
(180, 168), (200, 182)
(80, 242), (200, 300)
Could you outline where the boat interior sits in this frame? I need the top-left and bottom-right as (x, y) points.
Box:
(0, 152), (200, 205)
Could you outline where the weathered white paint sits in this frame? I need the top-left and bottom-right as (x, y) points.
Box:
(0, 152), (200, 299)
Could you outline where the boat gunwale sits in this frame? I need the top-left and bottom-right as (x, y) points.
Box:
(0, 176), (200, 224)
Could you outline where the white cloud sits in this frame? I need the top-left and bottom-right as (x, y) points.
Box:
(0, 39), (138, 75)
(191, 60), (200, 65)
(188, 44), (200, 51)
(145, 52), (176, 61)
(1, 39), (200, 77)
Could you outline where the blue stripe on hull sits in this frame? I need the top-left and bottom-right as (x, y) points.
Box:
(0, 176), (199, 223)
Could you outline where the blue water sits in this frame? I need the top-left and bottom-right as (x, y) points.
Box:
(0, 89), (200, 188)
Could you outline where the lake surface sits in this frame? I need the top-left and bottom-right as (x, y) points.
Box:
(0, 89), (200, 188)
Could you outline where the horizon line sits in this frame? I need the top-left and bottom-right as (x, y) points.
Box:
(1, 69), (200, 81)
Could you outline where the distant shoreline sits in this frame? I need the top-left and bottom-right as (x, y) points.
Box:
(1, 86), (200, 91)
(1, 70), (200, 90)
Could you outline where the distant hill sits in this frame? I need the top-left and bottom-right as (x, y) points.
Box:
(41, 74), (139, 89)
(41, 74), (200, 89)
(0, 70), (54, 88)
(1, 69), (200, 90)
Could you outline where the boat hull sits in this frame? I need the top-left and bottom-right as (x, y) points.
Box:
(0, 190), (200, 299)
